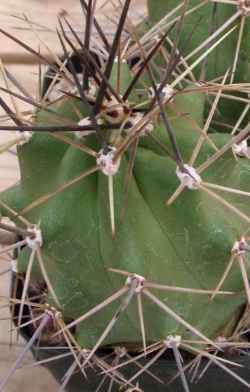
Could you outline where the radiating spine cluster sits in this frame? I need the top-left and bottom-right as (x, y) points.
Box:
(0, 0), (250, 390)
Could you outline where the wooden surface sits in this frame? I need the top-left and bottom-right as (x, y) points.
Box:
(0, 1), (146, 390)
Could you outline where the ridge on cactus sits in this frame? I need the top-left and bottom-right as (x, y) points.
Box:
(0, 0), (250, 390)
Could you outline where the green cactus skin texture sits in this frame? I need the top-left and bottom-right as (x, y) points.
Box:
(0, 0), (250, 390)
(2, 91), (247, 347)
(147, 0), (250, 126)
(147, 0), (250, 82)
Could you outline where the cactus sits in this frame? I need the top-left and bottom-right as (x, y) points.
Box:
(0, 0), (250, 390)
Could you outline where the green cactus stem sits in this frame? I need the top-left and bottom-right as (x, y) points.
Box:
(0, 0), (250, 390)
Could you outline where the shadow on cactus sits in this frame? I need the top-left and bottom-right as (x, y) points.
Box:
(0, 0), (250, 390)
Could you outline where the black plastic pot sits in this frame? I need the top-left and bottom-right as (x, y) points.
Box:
(11, 273), (250, 391)
(28, 343), (250, 392)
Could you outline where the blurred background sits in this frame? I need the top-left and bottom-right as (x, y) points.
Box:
(0, 0), (146, 390)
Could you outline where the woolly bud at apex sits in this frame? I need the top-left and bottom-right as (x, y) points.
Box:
(232, 140), (250, 159)
(232, 237), (250, 255)
(76, 117), (94, 139)
(114, 346), (127, 358)
(149, 84), (175, 102)
(16, 131), (33, 145)
(97, 146), (121, 176)
(238, 0), (250, 16)
(176, 164), (202, 189)
(26, 225), (43, 249)
(126, 273), (145, 293)
(164, 335), (181, 348)
(126, 113), (154, 136)
(11, 259), (18, 273)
